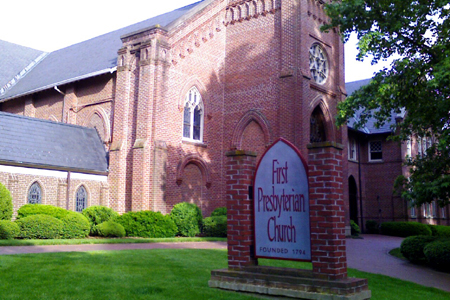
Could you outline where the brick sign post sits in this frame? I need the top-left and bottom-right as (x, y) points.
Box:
(210, 139), (371, 300)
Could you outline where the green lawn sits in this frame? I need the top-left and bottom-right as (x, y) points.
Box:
(0, 249), (448, 300)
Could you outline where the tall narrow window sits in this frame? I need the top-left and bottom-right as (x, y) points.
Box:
(441, 206), (446, 219)
(410, 202), (416, 218)
(406, 137), (412, 158)
(182, 87), (204, 142)
(310, 106), (326, 143)
(76, 186), (88, 213)
(348, 138), (357, 161)
(369, 141), (383, 161)
(28, 182), (42, 204)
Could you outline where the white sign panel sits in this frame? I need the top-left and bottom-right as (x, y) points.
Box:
(254, 138), (311, 261)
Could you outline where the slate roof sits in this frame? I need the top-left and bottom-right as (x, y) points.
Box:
(0, 111), (108, 174)
(0, 0), (208, 102)
(345, 79), (397, 135)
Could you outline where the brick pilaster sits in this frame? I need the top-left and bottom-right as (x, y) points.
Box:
(226, 150), (258, 270)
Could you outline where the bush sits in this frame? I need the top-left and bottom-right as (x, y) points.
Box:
(366, 220), (379, 234)
(380, 221), (432, 237)
(202, 216), (227, 237)
(16, 214), (63, 239)
(424, 239), (450, 271)
(82, 206), (119, 234)
(428, 225), (450, 238)
(350, 220), (361, 236)
(400, 235), (438, 263)
(170, 202), (203, 237)
(60, 212), (90, 239)
(0, 182), (13, 221)
(116, 211), (177, 238)
(94, 221), (126, 238)
(210, 207), (227, 217)
(0, 220), (20, 239)
(17, 204), (69, 220)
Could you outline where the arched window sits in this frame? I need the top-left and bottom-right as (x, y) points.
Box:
(75, 186), (88, 212)
(310, 106), (326, 143)
(28, 182), (42, 204)
(183, 87), (204, 142)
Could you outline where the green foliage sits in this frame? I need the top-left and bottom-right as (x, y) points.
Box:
(0, 220), (20, 239)
(17, 204), (69, 220)
(94, 221), (126, 238)
(0, 182), (13, 221)
(170, 202), (203, 237)
(366, 220), (379, 234)
(401, 235), (438, 263)
(202, 216), (227, 237)
(60, 212), (90, 239)
(424, 239), (450, 271)
(116, 211), (177, 238)
(16, 214), (63, 239)
(210, 207), (227, 217)
(380, 222), (432, 237)
(350, 220), (361, 236)
(323, 0), (450, 207)
(429, 225), (450, 238)
(82, 206), (119, 234)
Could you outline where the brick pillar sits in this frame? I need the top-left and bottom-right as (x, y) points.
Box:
(226, 150), (258, 270)
(308, 142), (347, 280)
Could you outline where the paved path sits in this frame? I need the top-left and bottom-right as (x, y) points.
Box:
(0, 236), (449, 292)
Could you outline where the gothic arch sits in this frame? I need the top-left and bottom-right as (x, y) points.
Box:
(26, 180), (45, 205)
(176, 154), (212, 188)
(231, 110), (272, 150)
(73, 183), (90, 212)
(48, 115), (59, 122)
(309, 96), (335, 142)
(178, 77), (209, 113)
(83, 107), (111, 143)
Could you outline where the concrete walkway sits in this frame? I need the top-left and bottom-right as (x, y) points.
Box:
(0, 235), (449, 292)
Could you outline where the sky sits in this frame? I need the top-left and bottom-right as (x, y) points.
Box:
(0, 0), (392, 83)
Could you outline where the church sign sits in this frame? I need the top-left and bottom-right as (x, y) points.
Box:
(254, 138), (311, 261)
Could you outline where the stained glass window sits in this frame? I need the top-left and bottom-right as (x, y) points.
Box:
(182, 87), (203, 142)
(310, 106), (326, 143)
(28, 182), (42, 204)
(76, 186), (87, 213)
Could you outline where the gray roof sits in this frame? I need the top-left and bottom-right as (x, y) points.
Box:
(345, 79), (396, 135)
(0, 111), (108, 174)
(0, 1), (206, 101)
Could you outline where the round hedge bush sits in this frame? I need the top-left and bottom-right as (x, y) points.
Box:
(94, 221), (126, 238)
(16, 214), (63, 239)
(170, 202), (203, 237)
(424, 239), (450, 271)
(60, 212), (90, 239)
(210, 207), (227, 217)
(0, 220), (20, 239)
(400, 235), (437, 263)
(365, 220), (379, 234)
(116, 211), (177, 238)
(17, 204), (69, 220)
(82, 206), (119, 235)
(202, 216), (227, 237)
(428, 225), (450, 238)
(380, 221), (432, 237)
(0, 182), (13, 221)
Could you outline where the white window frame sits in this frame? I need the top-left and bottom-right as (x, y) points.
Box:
(406, 137), (412, 158)
(75, 185), (88, 213)
(410, 202), (416, 218)
(182, 87), (204, 143)
(368, 140), (383, 162)
(348, 138), (357, 161)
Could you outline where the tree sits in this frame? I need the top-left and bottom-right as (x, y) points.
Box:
(322, 1), (450, 207)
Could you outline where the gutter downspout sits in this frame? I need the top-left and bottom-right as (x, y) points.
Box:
(66, 171), (71, 210)
(54, 86), (66, 122)
(358, 140), (364, 232)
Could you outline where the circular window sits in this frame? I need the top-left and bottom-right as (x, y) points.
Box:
(309, 43), (329, 84)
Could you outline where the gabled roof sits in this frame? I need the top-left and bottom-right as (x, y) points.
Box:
(345, 79), (397, 135)
(0, 1), (207, 102)
(0, 111), (108, 174)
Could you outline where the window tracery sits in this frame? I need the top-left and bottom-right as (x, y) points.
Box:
(183, 87), (204, 142)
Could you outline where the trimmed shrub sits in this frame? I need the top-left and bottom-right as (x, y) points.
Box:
(17, 204), (69, 220)
(428, 225), (450, 238)
(424, 239), (450, 271)
(210, 207), (227, 217)
(16, 214), (63, 239)
(366, 220), (379, 234)
(82, 206), (119, 234)
(380, 221), (432, 237)
(60, 212), (90, 239)
(116, 211), (177, 238)
(202, 216), (227, 237)
(170, 202), (203, 237)
(400, 235), (438, 263)
(0, 220), (20, 239)
(0, 182), (13, 221)
(350, 220), (361, 236)
(94, 221), (125, 238)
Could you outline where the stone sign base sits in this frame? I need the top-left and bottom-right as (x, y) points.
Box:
(209, 266), (371, 300)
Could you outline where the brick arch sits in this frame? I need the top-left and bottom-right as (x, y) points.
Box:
(309, 96), (335, 142)
(83, 107), (111, 143)
(176, 154), (212, 188)
(231, 110), (272, 150)
(178, 77), (209, 113)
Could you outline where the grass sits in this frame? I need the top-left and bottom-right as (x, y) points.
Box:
(0, 249), (449, 300)
(0, 237), (226, 246)
(389, 247), (406, 260)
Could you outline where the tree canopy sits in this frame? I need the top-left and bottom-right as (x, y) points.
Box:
(322, 0), (450, 207)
